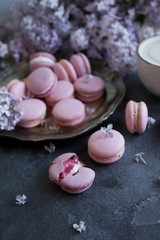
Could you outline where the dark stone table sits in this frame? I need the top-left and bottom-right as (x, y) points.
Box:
(0, 73), (160, 240)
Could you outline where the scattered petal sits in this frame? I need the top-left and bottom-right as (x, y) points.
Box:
(73, 221), (86, 233)
(44, 143), (56, 153)
(134, 152), (146, 165)
(15, 194), (27, 206)
(147, 117), (156, 128)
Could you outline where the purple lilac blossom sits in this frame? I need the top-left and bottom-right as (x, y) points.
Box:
(0, 87), (25, 131)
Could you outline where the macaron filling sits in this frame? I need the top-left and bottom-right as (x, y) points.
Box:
(18, 113), (46, 127)
(134, 102), (138, 131)
(30, 56), (55, 64)
(58, 154), (84, 182)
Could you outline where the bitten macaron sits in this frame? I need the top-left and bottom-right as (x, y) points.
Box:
(26, 67), (58, 98)
(15, 99), (46, 128)
(74, 74), (105, 102)
(70, 53), (91, 77)
(30, 52), (56, 72)
(88, 124), (125, 164)
(6, 79), (27, 100)
(49, 152), (95, 194)
(125, 100), (148, 134)
(52, 98), (85, 127)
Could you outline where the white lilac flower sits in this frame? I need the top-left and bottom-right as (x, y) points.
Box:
(70, 28), (89, 52)
(101, 124), (114, 139)
(0, 87), (25, 131)
(40, 0), (59, 9)
(134, 152), (146, 165)
(147, 117), (156, 128)
(44, 143), (56, 153)
(73, 221), (86, 233)
(0, 41), (9, 58)
(15, 194), (27, 206)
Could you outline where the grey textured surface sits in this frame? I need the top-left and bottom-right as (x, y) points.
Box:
(0, 73), (160, 240)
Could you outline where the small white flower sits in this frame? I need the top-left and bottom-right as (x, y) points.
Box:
(73, 221), (86, 233)
(101, 124), (114, 139)
(147, 117), (156, 128)
(15, 194), (27, 206)
(44, 143), (56, 153)
(134, 152), (146, 165)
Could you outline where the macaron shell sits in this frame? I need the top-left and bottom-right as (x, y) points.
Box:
(61, 167), (95, 194)
(30, 52), (56, 71)
(26, 67), (57, 98)
(7, 80), (26, 99)
(45, 81), (74, 106)
(88, 130), (125, 158)
(60, 59), (77, 82)
(52, 99), (85, 126)
(49, 153), (74, 183)
(70, 54), (86, 77)
(88, 146), (125, 164)
(125, 100), (135, 133)
(78, 53), (91, 74)
(16, 99), (46, 128)
(53, 62), (70, 81)
(137, 102), (148, 133)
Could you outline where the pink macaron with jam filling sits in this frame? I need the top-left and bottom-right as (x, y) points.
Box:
(70, 53), (91, 77)
(30, 52), (56, 72)
(52, 98), (85, 127)
(26, 67), (57, 98)
(15, 99), (46, 128)
(45, 80), (74, 106)
(88, 124), (125, 164)
(6, 79), (27, 100)
(49, 152), (95, 194)
(74, 74), (105, 102)
(125, 100), (148, 134)
(53, 59), (77, 82)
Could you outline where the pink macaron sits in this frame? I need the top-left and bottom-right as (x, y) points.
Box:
(30, 52), (56, 72)
(15, 99), (46, 128)
(88, 124), (125, 164)
(53, 59), (77, 82)
(125, 100), (148, 134)
(45, 80), (74, 106)
(74, 74), (105, 102)
(70, 53), (91, 77)
(52, 98), (85, 127)
(6, 79), (27, 100)
(26, 67), (58, 98)
(49, 152), (95, 194)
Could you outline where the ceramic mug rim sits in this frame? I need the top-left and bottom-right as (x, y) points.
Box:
(137, 35), (160, 68)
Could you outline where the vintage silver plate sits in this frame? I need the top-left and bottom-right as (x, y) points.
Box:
(0, 62), (125, 141)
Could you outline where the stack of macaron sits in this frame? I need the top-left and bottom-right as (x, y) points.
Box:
(6, 52), (106, 128)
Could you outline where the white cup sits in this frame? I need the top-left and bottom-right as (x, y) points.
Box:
(137, 35), (160, 97)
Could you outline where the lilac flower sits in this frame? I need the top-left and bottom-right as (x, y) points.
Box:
(0, 87), (25, 131)
(15, 194), (27, 206)
(73, 221), (86, 233)
(70, 28), (89, 52)
(147, 117), (156, 128)
(0, 41), (9, 58)
(44, 143), (56, 153)
(134, 152), (146, 165)
(40, 0), (59, 9)
(101, 124), (114, 139)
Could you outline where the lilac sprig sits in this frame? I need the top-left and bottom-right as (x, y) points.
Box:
(44, 143), (56, 153)
(101, 124), (114, 139)
(0, 87), (25, 131)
